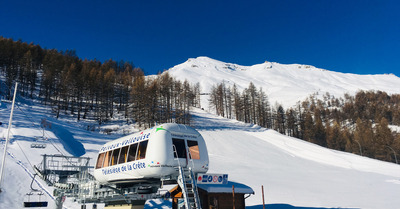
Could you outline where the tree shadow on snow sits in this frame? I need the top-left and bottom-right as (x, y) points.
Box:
(247, 204), (359, 209)
(50, 122), (86, 157)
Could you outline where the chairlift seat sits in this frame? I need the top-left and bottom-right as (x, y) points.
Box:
(24, 192), (48, 208)
(31, 144), (47, 149)
(24, 201), (48, 207)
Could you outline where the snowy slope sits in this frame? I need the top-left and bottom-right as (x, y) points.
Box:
(1, 57), (400, 209)
(0, 100), (115, 209)
(168, 57), (400, 107)
(191, 108), (400, 209)
(2, 102), (399, 209)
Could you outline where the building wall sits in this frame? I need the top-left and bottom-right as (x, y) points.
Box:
(205, 193), (245, 209)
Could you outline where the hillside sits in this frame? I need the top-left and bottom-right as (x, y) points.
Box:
(167, 57), (400, 108)
(1, 56), (400, 209)
(193, 108), (400, 209)
(1, 99), (400, 209)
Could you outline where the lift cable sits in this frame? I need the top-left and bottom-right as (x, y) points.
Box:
(14, 99), (67, 157)
(1, 81), (67, 157)
(1, 81), (70, 169)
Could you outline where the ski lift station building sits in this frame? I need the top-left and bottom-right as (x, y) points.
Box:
(92, 123), (254, 209)
(35, 123), (254, 209)
(94, 123), (209, 184)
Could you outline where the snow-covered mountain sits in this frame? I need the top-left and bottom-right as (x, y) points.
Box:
(1, 57), (400, 209)
(168, 56), (400, 107)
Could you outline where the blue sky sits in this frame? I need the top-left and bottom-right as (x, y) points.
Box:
(1, 0), (399, 76)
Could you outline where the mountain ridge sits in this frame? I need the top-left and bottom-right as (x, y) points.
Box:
(167, 56), (400, 108)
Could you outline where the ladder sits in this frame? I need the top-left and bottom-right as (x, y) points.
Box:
(177, 166), (201, 209)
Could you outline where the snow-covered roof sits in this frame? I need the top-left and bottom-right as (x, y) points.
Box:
(197, 181), (254, 194)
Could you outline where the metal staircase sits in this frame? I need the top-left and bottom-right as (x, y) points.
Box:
(177, 166), (201, 209)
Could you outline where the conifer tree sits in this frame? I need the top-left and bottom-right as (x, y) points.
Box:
(275, 105), (286, 134)
(303, 111), (314, 142)
(248, 82), (258, 123)
(158, 72), (173, 123)
(286, 108), (297, 137)
(375, 117), (394, 161)
(354, 118), (375, 157)
(326, 121), (345, 150)
(130, 68), (146, 126)
(314, 110), (326, 147)
(232, 84), (242, 121)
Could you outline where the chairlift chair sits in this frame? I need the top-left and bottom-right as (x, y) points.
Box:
(31, 136), (47, 149)
(30, 144), (47, 149)
(24, 174), (48, 207)
(23, 191), (48, 208)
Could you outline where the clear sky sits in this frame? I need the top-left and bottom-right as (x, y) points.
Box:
(1, 0), (399, 76)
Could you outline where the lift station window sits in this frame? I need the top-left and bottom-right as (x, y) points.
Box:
(96, 140), (148, 169)
(173, 138), (187, 158)
(187, 140), (200, 160)
(103, 151), (112, 168)
(118, 146), (129, 164)
(96, 153), (105, 169)
(111, 148), (121, 166)
(127, 143), (138, 162)
(137, 140), (148, 160)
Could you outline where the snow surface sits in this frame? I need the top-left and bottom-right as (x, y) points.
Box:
(192, 108), (400, 209)
(1, 58), (400, 209)
(168, 57), (400, 108)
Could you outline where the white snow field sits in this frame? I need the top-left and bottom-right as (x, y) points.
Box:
(192, 108), (400, 209)
(168, 57), (400, 108)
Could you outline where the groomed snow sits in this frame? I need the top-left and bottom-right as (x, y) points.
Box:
(192, 108), (400, 209)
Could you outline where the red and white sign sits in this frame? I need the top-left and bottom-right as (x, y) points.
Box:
(197, 173), (228, 184)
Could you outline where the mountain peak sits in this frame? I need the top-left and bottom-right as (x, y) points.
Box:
(168, 57), (400, 108)
(184, 56), (231, 66)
